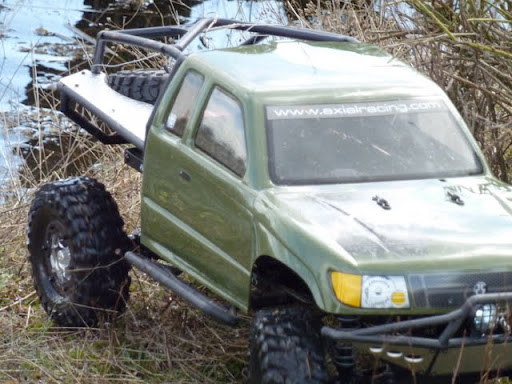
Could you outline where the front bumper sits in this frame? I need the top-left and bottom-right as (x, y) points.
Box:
(322, 292), (512, 376)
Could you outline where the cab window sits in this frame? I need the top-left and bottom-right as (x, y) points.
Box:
(165, 70), (204, 136)
(195, 87), (247, 177)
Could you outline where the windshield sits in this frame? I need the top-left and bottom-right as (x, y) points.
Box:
(266, 99), (483, 185)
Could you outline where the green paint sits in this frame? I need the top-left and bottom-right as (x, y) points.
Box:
(140, 40), (511, 319)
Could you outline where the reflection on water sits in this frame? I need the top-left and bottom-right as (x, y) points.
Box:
(1, 1), (83, 107)
(0, 0), (285, 197)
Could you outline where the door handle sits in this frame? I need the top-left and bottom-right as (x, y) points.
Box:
(179, 170), (191, 182)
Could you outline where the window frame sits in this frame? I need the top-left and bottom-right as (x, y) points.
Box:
(164, 69), (205, 137)
(194, 86), (248, 177)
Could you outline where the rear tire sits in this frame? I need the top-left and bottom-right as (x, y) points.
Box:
(107, 69), (169, 104)
(248, 307), (330, 384)
(27, 177), (131, 327)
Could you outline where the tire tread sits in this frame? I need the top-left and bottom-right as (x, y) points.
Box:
(107, 69), (168, 104)
(249, 307), (329, 384)
(27, 177), (131, 327)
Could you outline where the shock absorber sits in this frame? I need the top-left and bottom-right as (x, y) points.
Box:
(331, 316), (360, 381)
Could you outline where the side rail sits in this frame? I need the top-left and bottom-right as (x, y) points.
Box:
(213, 18), (358, 45)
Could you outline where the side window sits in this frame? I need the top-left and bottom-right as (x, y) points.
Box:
(165, 71), (204, 136)
(195, 87), (247, 177)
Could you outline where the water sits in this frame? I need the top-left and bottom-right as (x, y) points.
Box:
(0, 0), (285, 196)
(0, 1), (84, 107)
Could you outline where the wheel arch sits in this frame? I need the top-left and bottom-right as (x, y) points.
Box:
(249, 253), (326, 311)
(250, 223), (329, 311)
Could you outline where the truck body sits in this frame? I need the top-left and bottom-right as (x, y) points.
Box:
(29, 18), (512, 382)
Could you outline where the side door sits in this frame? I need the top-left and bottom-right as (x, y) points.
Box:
(143, 79), (254, 309)
(142, 68), (206, 268)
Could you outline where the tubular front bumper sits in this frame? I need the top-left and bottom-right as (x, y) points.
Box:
(321, 292), (512, 376)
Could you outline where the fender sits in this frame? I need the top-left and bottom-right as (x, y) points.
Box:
(253, 222), (327, 310)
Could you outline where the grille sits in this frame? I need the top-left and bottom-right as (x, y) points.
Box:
(408, 272), (512, 309)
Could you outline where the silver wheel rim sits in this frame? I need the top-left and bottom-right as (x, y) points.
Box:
(49, 233), (71, 283)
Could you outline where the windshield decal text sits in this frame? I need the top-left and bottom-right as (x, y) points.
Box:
(266, 100), (446, 120)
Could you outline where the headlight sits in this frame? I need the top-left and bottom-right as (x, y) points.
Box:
(331, 272), (410, 309)
(473, 304), (497, 334)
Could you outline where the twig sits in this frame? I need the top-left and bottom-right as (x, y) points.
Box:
(0, 291), (37, 312)
(65, 23), (118, 57)
(25, 304), (32, 328)
(452, 334), (465, 384)
(0, 202), (29, 216)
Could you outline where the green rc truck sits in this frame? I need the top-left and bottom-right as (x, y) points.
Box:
(27, 18), (512, 383)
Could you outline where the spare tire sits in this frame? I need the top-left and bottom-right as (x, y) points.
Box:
(108, 69), (169, 104)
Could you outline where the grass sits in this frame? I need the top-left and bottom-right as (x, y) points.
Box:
(0, 2), (250, 382)
(0, 119), (249, 382)
(0, 0), (512, 383)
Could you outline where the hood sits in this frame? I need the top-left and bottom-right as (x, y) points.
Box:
(264, 176), (512, 270)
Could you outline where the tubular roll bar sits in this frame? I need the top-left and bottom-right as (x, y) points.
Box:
(322, 292), (512, 349)
(91, 17), (358, 74)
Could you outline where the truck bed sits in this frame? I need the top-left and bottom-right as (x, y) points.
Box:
(57, 18), (357, 168)
(59, 70), (153, 149)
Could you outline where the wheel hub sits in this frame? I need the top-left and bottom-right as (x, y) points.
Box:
(48, 230), (71, 283)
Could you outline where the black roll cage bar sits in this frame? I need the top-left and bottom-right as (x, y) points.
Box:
(322, 292), (512, 349)
(91, 17), (358, 75)
(60, 18), (358, 170)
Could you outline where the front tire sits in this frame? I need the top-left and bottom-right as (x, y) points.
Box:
(27, 177), (131, 327)
(248, 307), (330, 384)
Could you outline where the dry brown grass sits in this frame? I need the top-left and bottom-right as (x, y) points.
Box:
(0, 2), (250, 381)
(0, 107), (248, 383)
